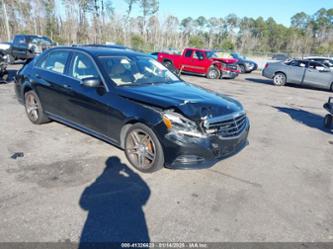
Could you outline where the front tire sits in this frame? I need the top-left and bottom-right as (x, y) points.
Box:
(124, 123), (164, 173)
(239, 64), (246, 74)
(273, 72), (286, 86)
(24, 91), (50, 124)
(324, 114), (332, 129)
(207, 67), (220, 79)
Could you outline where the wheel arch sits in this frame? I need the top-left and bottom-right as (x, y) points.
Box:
(119, 118), (162, 149)
(206, 63), (221, 79)
(211, 61), (222, 70)
(120, 121), (136, 149)
(163, 59), (173, 65)
(274, 71), (287, 78)
(22, 83), (33, 100)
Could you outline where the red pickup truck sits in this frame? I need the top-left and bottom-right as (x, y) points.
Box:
(157, 48), (240, 79)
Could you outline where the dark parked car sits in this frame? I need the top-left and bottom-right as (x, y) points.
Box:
(15, 46), (250, 172)
(262, 59), (333, 91)
(10, 34), (54, 61)
(231, 53), (257, 73)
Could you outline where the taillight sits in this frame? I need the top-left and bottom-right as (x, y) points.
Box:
(264, 63), (269, 68)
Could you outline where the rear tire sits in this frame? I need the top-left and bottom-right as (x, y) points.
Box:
(324, 114), (332, 129)
(24, 91), (50, 124)
(273, 72), (286, 86)
(124, 123), (164, 173)
(206, 67), (220, 79)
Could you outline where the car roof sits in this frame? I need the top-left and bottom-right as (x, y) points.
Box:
(186, 48), (211, 52)
(305, 56), (332, 60)
(17, 34), (48, 39)
(289, 59), (329, 65)
(49, 45), (146, 57)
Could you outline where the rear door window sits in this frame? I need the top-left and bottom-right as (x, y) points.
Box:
(39, 51), (70, 74)
(308, 61), (326, 71)
(289, 60), (306, 67)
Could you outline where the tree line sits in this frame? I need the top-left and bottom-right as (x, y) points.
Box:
(1, 0), (332, 56)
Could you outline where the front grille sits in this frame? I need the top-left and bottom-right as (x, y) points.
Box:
(207, 113), (247, 137)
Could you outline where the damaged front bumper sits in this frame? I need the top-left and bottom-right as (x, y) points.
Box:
(221, 70), (239, 79)
(162, 118), (250, 169)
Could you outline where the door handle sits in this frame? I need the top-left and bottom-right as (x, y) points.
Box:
(63, 84), (72, 89)
(35, 73), (42, 79)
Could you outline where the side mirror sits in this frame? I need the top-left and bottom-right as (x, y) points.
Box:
(81, 77), (101, 88)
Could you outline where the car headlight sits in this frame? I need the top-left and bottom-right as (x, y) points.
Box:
(162, 111), (204, 138)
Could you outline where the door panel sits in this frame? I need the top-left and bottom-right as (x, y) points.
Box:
(34, 68), (75, 118)
(63, 52), (114, 137)
(33, 50), (72, 118)
(181, 50), (194, 72)
(285, 61), (306, 84)
(190, 51), (208, 74)
(63, 77), (109, 135)
(303, 68), (332, 89)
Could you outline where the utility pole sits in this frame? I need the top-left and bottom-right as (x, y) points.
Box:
(1, 0), (11, 41)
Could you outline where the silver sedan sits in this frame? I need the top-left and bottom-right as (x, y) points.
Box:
(262, 59), (333, 91)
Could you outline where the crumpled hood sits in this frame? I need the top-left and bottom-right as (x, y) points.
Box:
(212, 57), (238, 64)
(117, 82), (243, 121)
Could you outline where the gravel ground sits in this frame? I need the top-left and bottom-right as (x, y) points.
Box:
(0, 65), (332, 243)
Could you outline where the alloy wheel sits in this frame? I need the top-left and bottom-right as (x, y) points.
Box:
(208, 69), (218, 79)
(274, 73), (285, 86)
(25, 94), (39, 122)
(125, 129), (156, 170)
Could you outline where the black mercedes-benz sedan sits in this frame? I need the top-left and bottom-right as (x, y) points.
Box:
(15, 45), (250, 172)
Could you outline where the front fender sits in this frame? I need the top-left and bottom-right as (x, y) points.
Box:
(211, 62), (223, 71)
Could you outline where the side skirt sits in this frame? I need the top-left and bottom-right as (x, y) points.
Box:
(46, 112), (122, 149)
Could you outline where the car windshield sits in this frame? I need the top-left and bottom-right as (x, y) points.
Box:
(99, 55), (180, 86)
(205, 51), (219, 58)
(30, 37), (52, 46)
